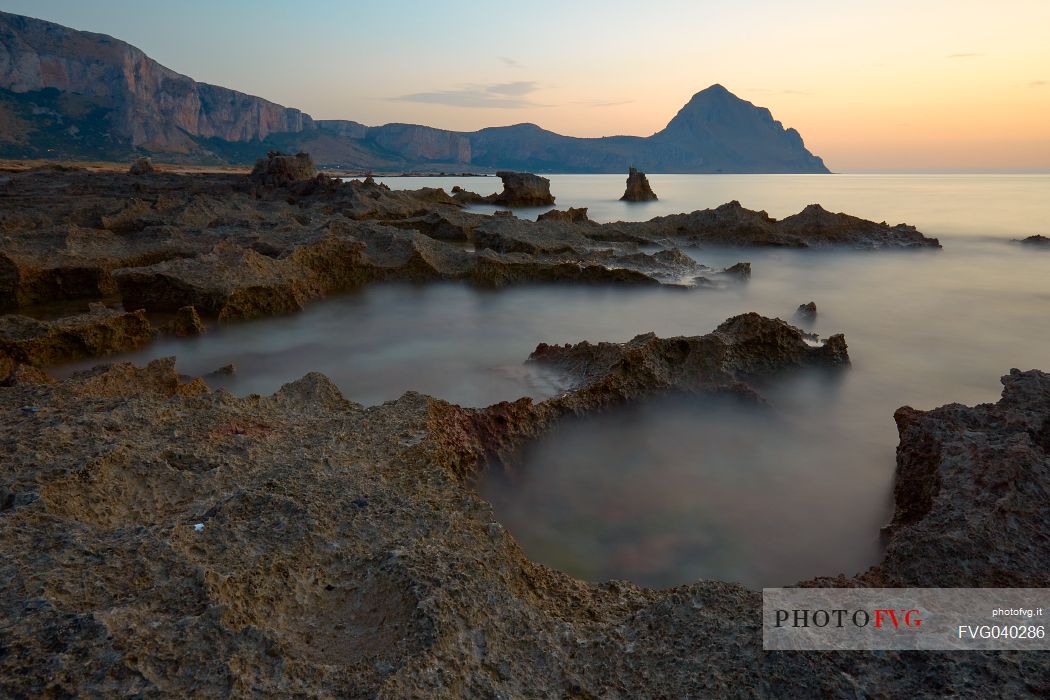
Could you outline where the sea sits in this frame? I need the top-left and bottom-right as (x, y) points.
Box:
(60, 173), (1050, 589)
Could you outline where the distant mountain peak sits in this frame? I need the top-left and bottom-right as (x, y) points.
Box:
(0, 12), (829, 172)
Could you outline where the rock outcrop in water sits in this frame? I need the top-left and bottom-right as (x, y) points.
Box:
(489, 171), (555, 206)
(3, 316), (1048, 695)
(796, 301), (817, 321)
(452, 171), (556, 208)
(620, 166), (658, 201)
(1018, 234), (1050, 247)
(599, 201), (940, 249)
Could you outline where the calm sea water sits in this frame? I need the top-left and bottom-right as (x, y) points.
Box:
(62, 174), (1050, 589)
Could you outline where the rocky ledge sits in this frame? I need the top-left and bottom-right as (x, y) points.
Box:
(0, 303), (155, 371)
(2, 315), (1048, 696)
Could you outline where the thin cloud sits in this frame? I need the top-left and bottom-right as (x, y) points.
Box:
(499, 57), (521, 67)
(486, 81), (539, 96)
(947, 52), (982, 58)
(390, 81), (546, 108)
(1030, 80), (1046, 88)
(574, 99), (635, 108)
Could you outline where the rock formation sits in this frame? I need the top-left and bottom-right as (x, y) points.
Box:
(536, 207), (592, 223)
(601, 201), (940, 249)
(620, 167), (658, 201)
(160, 306), (206, 337)
(488, 171), (556, 207)
(249, 151), (316, 186)
(796, 301), (817, 321)
(128, 157), (155, 175)
(0, 303), (155, 366)
(1019, 234), (1050, 246)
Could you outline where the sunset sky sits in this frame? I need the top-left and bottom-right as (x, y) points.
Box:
(7, 0), (1049, 170)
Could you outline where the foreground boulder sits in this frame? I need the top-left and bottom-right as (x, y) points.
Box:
(0, 303), (155, 366)
(620, 166), (658, 201)
(875, 369), (1050, 586)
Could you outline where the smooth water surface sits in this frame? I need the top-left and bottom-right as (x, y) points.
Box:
(62, 174), (1050, 589)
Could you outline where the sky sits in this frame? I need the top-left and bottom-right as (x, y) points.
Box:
(3, 0), (1049, 171)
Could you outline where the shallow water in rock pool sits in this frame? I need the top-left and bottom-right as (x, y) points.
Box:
(60, 174), (1050, 589)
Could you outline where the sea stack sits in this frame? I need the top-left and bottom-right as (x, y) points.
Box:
(620, 167), (658, 201)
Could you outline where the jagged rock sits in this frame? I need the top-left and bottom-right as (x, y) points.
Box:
(620, 166), (658, 201)
(250, 151), (316, 186)
(489, 171), (555, 207)
(473, 217), (599, 255)
(796, 301), (817, 321)
(597, 201), (940, 249)
(114, 242), (319, 321)
(528, 313), (847, 397)
(160, 305), (206, 337)
(381, 210), (489, 243)
(721, 262), (751, 278)
(0, 361), (54, 386)
(127, 157), (155, 175)
(537, 207), (593, 223)
(1019, 234), (1050, 246)
(777, 204), (939, 248)
(470, 250), (661, 288)
(0, 303), (156, 366)
(878, 369), (1050, 585)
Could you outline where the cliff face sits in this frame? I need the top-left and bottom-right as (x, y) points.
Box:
(0, 11), (829, 172)
(0, 11), (309, 153)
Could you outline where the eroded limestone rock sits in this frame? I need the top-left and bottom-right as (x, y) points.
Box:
(620, 167), (658, 202)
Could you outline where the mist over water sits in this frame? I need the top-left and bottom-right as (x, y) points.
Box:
(62, 174), (1050, 589)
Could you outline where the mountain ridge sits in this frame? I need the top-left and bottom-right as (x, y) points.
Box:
(0, 11), (829, 173)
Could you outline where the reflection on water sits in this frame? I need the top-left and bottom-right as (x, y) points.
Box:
(60, 174), (1050, 589)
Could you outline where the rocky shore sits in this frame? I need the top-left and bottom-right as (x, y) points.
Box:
(2, 313), (1048, 695)
(4, 157), (1030, 697)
